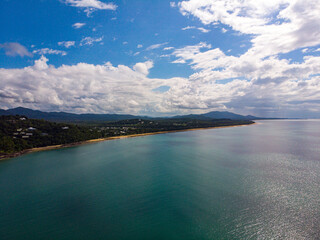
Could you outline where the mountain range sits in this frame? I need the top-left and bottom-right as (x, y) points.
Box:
(0, 107), (270, 122)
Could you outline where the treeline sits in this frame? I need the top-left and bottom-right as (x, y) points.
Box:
(103, 118), (254, 132)
(0, 115), (103, 154)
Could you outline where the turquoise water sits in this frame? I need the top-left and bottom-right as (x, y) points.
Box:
(0, 120), (319, 239)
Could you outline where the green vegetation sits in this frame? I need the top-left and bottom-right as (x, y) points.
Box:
(0, 115), (254, 158)
(0, 115), (103, 155)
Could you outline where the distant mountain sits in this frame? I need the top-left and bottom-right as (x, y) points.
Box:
(0, 107), (267, 122)
(173, 111), (263, 120)
(202, 111), (262, 120)
(0, 107), (139, 122)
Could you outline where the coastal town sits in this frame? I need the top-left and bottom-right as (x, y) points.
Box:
(12, 117), (69, 140)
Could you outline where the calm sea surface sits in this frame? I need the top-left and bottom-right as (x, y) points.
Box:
(0, 120), (319, 239)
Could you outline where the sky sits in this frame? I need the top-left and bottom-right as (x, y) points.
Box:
(0, 0), (320, 118)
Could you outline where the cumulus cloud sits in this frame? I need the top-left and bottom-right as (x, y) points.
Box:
(72, 22), (86, 29)
(64, 0), (117, 16)
(137, 44), (143, 48)
(172, 42), (320, 81)
(58, 41), (75, 48)
(0, 42), (33, 57)
(0, 57), (170, 114)
(146, 0), (320, 117)
(33, 48), (67, 56)
(1, 54), (320, 117)
(80, 36), (103, 46)
(133, 61), (154, 75)
(167, 41), (320, 117)
(177, 0), (320, 58)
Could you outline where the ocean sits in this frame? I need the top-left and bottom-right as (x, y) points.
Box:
(0, 120), (319, 239)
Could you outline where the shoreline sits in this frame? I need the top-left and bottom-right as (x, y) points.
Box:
(0, 122), (255, 161)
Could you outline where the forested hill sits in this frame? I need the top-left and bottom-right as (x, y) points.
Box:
(0, 115), (103, 155)
(0, 107), (139, 122)
(0, 107), (268, 123)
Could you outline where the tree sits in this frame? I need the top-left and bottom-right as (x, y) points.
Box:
(0, 136), (15, 153)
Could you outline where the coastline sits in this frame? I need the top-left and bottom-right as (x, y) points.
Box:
(0, 122), (255, 161)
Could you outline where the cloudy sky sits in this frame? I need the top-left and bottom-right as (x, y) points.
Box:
(1, 0), (320, 117)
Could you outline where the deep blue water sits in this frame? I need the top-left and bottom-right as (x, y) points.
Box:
(0, 120), (319, 239)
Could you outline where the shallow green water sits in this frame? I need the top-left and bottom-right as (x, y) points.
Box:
(0, 120), (319, 239)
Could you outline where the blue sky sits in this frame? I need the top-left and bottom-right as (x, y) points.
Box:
(1, 0), (320, 117)
(1, 0), (249, 78)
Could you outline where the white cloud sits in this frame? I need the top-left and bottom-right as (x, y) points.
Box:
(33, 55), (50, 70)
(170, 2), (176, 8)
(0, 55), (320, 117)
(221, 28), (227, 33)
(72, 22), (86, 29)
(182, 26), (210, 33)
(123, 41), (128, 45)
(170, 0), (320, 116)
(182, 26), (195, 30)
(137, 44), (143, 48)
(197, 27), (210, 33)
(58, 41), (76, 48)
(177, 0), (320, 58)
(80, 36), (103, 46)
(0, 42), (33, 57)
(172, 42), (212, 65)
(315, 48), (320, 52)
(133, 61), (154, 75)
(168, 41), (320, 116)
(0, 57), (170, 115)
(146, 42), (168, 51)
(64, 0), (117, 16)
(164, 47), (174, 51)
(33, 48), (67, 56)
